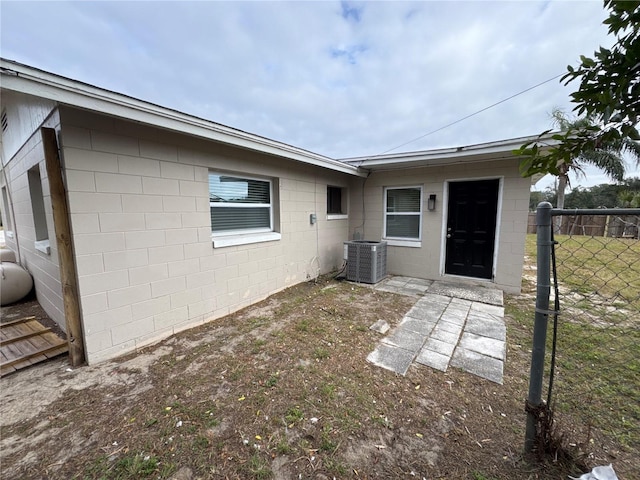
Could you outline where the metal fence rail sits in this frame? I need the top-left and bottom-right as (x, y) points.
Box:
(525, 204), (640, 467)
(527, 211), (640, 237)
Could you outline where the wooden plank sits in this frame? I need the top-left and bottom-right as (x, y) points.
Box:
(0, 316), (68, 376)
(1, 319), (46, 342)
(44, 346), (68, 359)
(1, 318), (42, 339)
(0, 364), (17, 377)
(1, 342), (34, 370)
(0, 349), (11, 363)
(2, 340), (26, 361)
(30, 332), (66, 353)
(0, 327), (53, 346)
(1, 343), (69, 369)
(41, 331), (66, 347)
(42, 127), (85, 366)
(0, 316), (36, 328)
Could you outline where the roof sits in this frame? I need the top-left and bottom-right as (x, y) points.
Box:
(0, 58), (365, 177)
(1, 58), (550, 176)
(341, 135), (555, 171)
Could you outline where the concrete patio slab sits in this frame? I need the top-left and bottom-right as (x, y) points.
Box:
(415, 349), (450, 372)
(382, 328), (427, 353)
(430, 328), (461, 345)
(398, 317), (437, 336)
(384, 279), (413, 288)
(420, 293), (452, 306)
(465, 315), (506, 341)
(375, 286), (409, 295)
(470, 302), (505, 316)
(450, 297), (473, 307)
(437, 320), (464, 335)
(441, 310), (470, 325)
(458, 332), (505, 360)
(428, 281), (504, 306)
(405, 303), (448, 321)
(367, 276), (507, 383)
(450, 347), (504, 384)
(422, 337), (456, 356)
(367, 344), (415, 376)
(375, 277), (434, 297)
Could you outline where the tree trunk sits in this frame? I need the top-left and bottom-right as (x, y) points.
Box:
(556, 173), (568, 210)
(554, 172), (569, 232)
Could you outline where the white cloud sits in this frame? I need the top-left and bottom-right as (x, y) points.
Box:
(2, 0), (636, 185)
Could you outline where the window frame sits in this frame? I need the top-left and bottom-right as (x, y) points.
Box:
(383, 185), (423, 247)
(209, 171), (281, 248)
(27, 165), (51, 255)
(1, 186), (14, 238)
(327, 185), (348, 220)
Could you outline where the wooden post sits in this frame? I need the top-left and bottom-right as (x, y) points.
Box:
(41, 127), (86, 366)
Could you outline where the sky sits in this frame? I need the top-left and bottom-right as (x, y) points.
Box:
(1, 0), (638, 192)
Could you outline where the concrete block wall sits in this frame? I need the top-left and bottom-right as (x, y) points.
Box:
(1, 109), (66, 329)
(58, 107), (352, 363)
(351, 160), (530, 293)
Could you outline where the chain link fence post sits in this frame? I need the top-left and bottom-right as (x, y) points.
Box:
(524, 201), (553, 453)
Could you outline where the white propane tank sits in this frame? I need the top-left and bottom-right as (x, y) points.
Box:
(0, 248), (16, 263)
(0, 262), (33, 306)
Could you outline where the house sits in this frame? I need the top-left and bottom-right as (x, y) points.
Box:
(0, 58), (535, 365)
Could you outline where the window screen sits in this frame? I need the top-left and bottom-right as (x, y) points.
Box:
(385, 187), (422, 239)
(209, 173), (272, 233)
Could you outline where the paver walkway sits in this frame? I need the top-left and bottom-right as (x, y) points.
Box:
(367, 277), (506, 384)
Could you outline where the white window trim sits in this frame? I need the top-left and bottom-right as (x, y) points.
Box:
(212, 231), (281, 248)
(209, 172), (277, 243)
(327, 214), (348, 221)
(382, 185), (423, 244)
(34, 239), (51, 255)
(385, 239), (422, 248)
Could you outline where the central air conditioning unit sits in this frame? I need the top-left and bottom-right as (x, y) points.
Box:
(344, 240), (387, 284)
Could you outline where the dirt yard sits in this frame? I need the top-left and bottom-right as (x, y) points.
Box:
(0, 276), (632, 479)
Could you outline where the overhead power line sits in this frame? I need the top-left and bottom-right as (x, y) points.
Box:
(380, 72), (565, 155)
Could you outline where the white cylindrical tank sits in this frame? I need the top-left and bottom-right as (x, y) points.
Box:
(1, 262), (33, 306)
(0, 248), (16, 263)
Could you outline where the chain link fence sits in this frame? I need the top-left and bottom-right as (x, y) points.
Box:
(525, 205), (640, 472)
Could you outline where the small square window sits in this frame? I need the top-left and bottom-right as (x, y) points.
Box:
(384, 186), (422, 240)
(327, 186), (345, 215)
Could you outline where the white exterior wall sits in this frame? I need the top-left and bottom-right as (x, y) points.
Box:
(58, 107), (351, 363)
(1, 91), (57, 164)
(0, 106), (66, 329)
(348, 160), (530, 293)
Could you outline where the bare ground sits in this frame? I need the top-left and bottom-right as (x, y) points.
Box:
(0, 277), (633, 479)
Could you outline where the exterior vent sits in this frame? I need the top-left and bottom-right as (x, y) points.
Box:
(345, 240), (387, 284)
(1, 109), (7, 133)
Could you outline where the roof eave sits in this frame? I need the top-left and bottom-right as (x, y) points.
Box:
(0, 59), (366, 178)
(341, 134), (557, 170)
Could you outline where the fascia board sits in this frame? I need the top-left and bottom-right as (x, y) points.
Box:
(1, 62), (366, 178)
(342, 135), (556, 170)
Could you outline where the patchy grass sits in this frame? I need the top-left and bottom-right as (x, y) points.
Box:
(525, 233), (640, 311)
(1, 269), (637, 479)
(524, 233), (640, 466)
(553, 234), (640, 311)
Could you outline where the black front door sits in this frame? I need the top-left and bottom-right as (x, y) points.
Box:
(445, 179), (499, 279)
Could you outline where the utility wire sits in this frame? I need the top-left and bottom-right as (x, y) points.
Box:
(380, 72), (565, 155)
